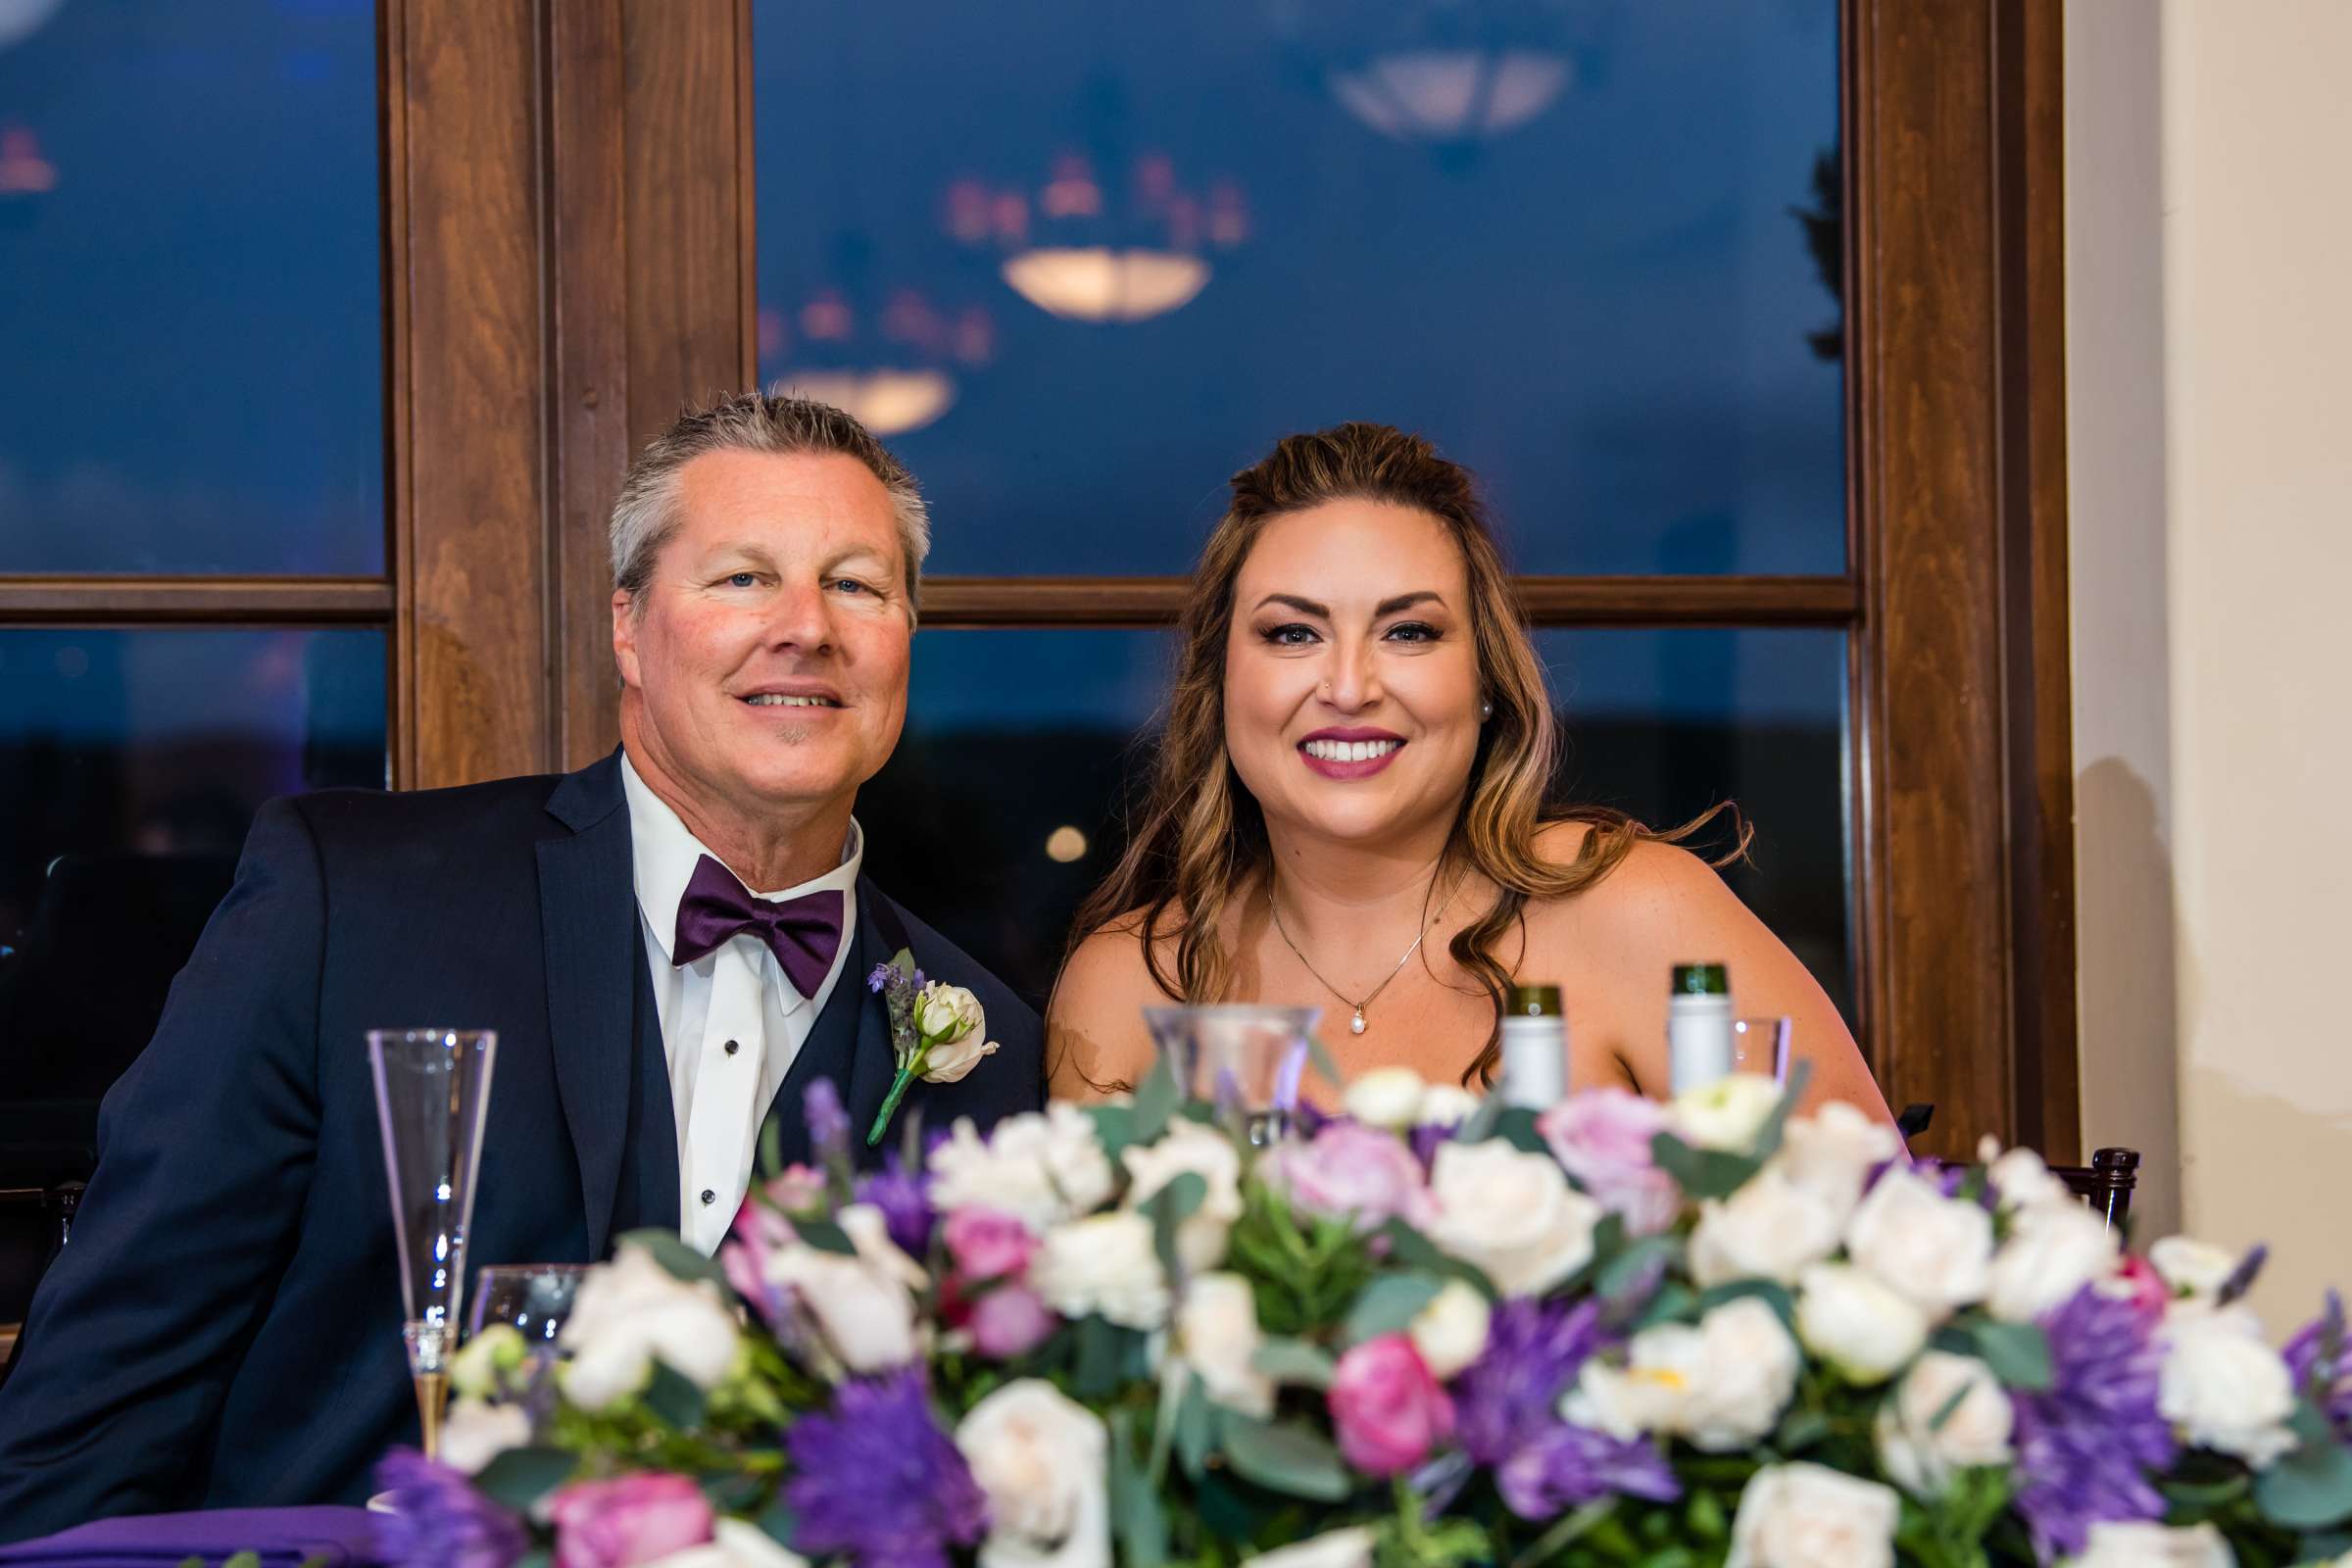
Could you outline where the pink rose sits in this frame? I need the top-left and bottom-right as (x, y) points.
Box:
(1264, 1123), (1429, 1232)
(1539, 1088), (1682, 1236)
(2111, 1254), (2174, 1322)
(550, 1473), (712, 1568)
(763, 1163), (829, 1214)
(721, 1200), (795, 1317)
(1328, 1334), (1454, 1477)
(967, 1282), (1057, 1358)
(944, 1206), (1039, 1281)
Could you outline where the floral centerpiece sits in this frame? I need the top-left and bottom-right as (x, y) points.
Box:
(379, 1054), (2352, 1568)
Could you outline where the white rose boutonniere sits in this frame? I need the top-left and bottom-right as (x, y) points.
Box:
(866, 950), (1002, 1144)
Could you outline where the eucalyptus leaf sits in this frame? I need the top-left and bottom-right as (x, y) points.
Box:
(1594, 1236), (1679, 1307)
(1957, 1319), (2054, 1392)
(1307, 1034), (1345, 1090)
(473, 1445), (578, 1512)
(1342, 1272), (1447, 1344)
(1492, 1105), (1547, 1153)
(1647, 1133), (1762, 1202)
(1109, 1409), (1170, 1568)
(643, 1360), (706, 1429)
(1130, 1054), (1181, 1145)
(1454, 1092), (1505, 1146)
(1749, 1060), (1813, 1163)
(1173, 1373), (1216, 1480)
(1074, 1313), (1136, 1398)
(2255, 1432), (2352, 1529)
(1086, 1102), (1139, 1163)
(616, 1227), (730, 1288)
(792, 1217), (859, 1257)
(1693, 1278), (1797, 1334)
(1140, 1169), (1209, 1285)
(1219, 1413), (1353, 1502)
(756, 1503), (800, 1548)
(1374, 1217), (1495, 1298)
(1250, 1336), (1339, 1390)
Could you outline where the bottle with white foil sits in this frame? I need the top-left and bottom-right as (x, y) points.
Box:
(1667, 962), (1734, 1093)
(1498, 983), (1568, 1108)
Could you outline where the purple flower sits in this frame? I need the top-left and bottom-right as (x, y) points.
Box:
(371, 1448), (529, 1568)
(785, 1370), (989, 1568)
(1454, 1298), (1607, 1467)
(858, 1150), (935, 1257)
(805, 1079), (850, 1162)
(867, 962), (896, 993)
(1538, 1090), (1681, 1236)
(2284, 1290), (2352, 1438)
(2011, 1284), (2177, 1560)
(1495, 1421), (1680, 1518)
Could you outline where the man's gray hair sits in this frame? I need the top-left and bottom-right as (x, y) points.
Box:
(610, 389), (932, 619)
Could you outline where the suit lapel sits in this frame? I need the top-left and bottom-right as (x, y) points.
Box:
(537, 754), (639, 1258)
(843, 886), (905, 1150)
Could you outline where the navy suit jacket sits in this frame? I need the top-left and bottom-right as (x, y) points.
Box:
(0, 752), (1043, 1540)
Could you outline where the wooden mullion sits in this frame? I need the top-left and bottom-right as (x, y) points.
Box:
(0, 577), (394, 625)
(910, 574), (1861, 629)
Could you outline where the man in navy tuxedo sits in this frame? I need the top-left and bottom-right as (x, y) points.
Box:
(0, 394), (1047, 1537)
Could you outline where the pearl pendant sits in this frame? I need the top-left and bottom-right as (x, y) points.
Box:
(1349, 1008), (1367, 1035)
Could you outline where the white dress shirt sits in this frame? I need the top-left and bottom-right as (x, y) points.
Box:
(620, 753), (862, 1253)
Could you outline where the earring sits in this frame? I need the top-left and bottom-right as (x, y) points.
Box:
(1481, 700), (1494, 722)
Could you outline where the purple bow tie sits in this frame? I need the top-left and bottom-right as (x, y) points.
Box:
(671, 854), (845, 998)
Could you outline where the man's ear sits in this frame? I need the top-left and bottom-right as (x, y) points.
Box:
(612, 590), (641, 689)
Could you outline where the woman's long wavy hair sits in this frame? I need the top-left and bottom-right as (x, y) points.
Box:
(1068, 421), (1740, 1084)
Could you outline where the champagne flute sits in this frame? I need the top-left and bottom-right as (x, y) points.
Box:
(1731, 1016), (1791, 1083)
(368, 1028), (497, 1462)
(1143, 1004), (1320, 1144)
(468, 1263), (588, 1379)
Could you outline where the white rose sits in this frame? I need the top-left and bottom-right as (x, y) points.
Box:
(956, 1379), (1111, 1568)
(438, 1396), (532, 1476)
(1240, 1528), (1377, 1568)
(929, 1105), (1117, 1233)
(764, 1203), (926, 1374)
(1780, 1102), (1902, 1224)
(1874, 1351), (2013, 1496)
(1408, 1280), (1493, 1380)
(1980, 1142), (2075, 1215)
(1573, 1297), (1799, 1452)
(557, 1243), (742, 1410)
(2151, 1237), (2240, 1300)
(925, 1032), (1001, 1084)
(1121, 1121), (1245, 1273)
(1175, 1272), (1274, 1418)
(1031, 1211), (1170, 1330)
(1423, 1140), (1602, 1298)
(2064, 1521), (2235, 1567)
(1796, 1262), (1929, 1385)
(1690, 1164), (1846, 1288)
(2159, 1303), (2298, 1466)
(644, 1520), (812, 1568)
(1843, 1168), (1993, 1322)
(1416, 1085), (1483, 1128)
(1668, 1073), (1785, 1153)
(1985, 1201), (2120, 1322)
(1343, 1066), (1430, 1130)
(1728, 1462), (1899, 1568)
(916, 981), (986, 1043)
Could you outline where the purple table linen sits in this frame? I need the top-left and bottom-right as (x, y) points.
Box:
(0, 1507), (382, 1568)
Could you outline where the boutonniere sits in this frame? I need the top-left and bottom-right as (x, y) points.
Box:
(865, 949), (1001, 1145)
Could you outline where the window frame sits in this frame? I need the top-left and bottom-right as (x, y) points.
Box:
(0, 0), (2075, 1162)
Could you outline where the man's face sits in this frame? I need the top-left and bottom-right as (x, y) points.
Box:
(613, 449), (912, 828)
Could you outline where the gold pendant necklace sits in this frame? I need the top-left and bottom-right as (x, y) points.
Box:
(1267, 875), (1458, 1036)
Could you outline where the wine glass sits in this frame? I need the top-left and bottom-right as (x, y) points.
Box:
(1732, 1016), (1791, 1083)
(468, 1263), (588, 1372)
(1143, 1004), (1321, 1143)
(368, 1028), (498, 1463)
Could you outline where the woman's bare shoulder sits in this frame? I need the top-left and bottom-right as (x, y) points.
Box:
(1046, 910), (1177, 1100)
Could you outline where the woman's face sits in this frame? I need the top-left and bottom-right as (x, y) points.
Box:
(1223, 500), (1484, 850)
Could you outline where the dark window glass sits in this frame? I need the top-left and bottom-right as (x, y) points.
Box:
(1536, 626), (1850, 1024)
(753, 0), (1842, 576)
(858, 625), (1848, 1028)
(0, 1), (383, 574)
(0, 629), (386, 1115)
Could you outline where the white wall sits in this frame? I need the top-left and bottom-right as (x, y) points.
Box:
(2068, 0), (2352, 1322)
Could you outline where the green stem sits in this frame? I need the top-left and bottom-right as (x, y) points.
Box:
(867, 1064), (917, 1146)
